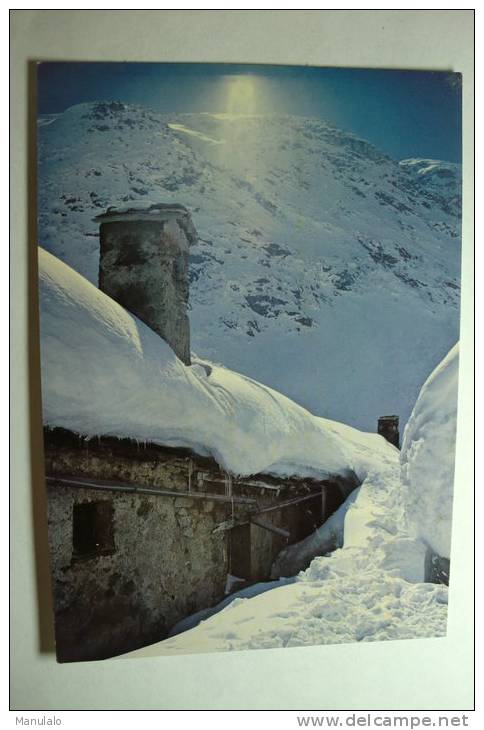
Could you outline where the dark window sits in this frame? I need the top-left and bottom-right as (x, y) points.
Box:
(72, 501), (115, 561)
(229, 524), (251, 582)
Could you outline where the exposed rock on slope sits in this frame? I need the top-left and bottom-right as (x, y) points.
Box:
(38, 103), (461, 429)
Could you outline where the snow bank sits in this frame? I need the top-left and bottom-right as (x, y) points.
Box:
(271, 416), (403, 577)
(123, 448), (448, 656)
(271, 490), (359, 578)
(125, 563), (447, 657)
(400, 344), (459, 559)
(168, 577), (296, 638)
(122, 347), (459, 656)
(275, 344), (459, 579)
(38, 247), (391, 480)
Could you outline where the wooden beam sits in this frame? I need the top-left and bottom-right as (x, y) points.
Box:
(46, 475), (257, 506)
(255, 491), (322, 515)
(251, 517), (291, 538)
(196, 474), (282, 492)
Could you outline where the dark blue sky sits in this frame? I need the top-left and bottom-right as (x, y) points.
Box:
(38, 63), (462, 162)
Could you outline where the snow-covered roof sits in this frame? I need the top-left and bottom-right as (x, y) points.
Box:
(38, 247), (394, 481)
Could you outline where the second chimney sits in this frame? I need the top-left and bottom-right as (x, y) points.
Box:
(377, 415), (400, 448)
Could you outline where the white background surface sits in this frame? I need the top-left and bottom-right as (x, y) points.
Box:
(10, 9), (474, 711)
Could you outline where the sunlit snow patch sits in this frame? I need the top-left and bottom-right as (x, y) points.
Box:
(167, 123), (225, 145)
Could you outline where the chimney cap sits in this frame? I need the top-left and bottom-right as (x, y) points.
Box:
(94, 202), (190, 224)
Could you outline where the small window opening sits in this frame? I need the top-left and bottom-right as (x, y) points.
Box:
(229, 524), (251, 582)
(72, 501), (115, 561)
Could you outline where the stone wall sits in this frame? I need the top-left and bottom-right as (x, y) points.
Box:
(47, 481), (229, 662)
(43, 428), (358, 661)
(44, 430), (233, 660)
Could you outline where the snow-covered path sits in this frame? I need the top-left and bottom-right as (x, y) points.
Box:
(124, 463), (447, 656)
(123, 345), (457, 657)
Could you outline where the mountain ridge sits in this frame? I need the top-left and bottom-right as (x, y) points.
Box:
(37, 101), (461, 430)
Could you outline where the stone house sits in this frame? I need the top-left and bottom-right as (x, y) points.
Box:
(43, 203), (360, 661)
(44, 427), (357, 662)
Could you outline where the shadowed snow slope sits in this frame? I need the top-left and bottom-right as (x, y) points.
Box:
(39, 247), (392, 480)
(38, 103), (461, 431)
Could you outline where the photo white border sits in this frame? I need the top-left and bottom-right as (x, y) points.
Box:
(9, 9), (474, 711)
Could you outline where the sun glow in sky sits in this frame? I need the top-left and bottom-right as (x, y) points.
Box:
(38, 63), (462, 161)
(224, 75), (259, 115)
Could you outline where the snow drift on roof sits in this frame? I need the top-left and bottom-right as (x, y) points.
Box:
(38, 247), (393, 480)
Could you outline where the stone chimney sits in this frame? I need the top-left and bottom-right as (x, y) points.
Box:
(95, 203), (197, 365)
(377, 415), (400, 448)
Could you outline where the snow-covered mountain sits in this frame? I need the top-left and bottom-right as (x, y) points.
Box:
(37, 101), (461, 430)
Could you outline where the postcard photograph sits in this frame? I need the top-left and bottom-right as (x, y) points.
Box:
(36, 62), (462, 662)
